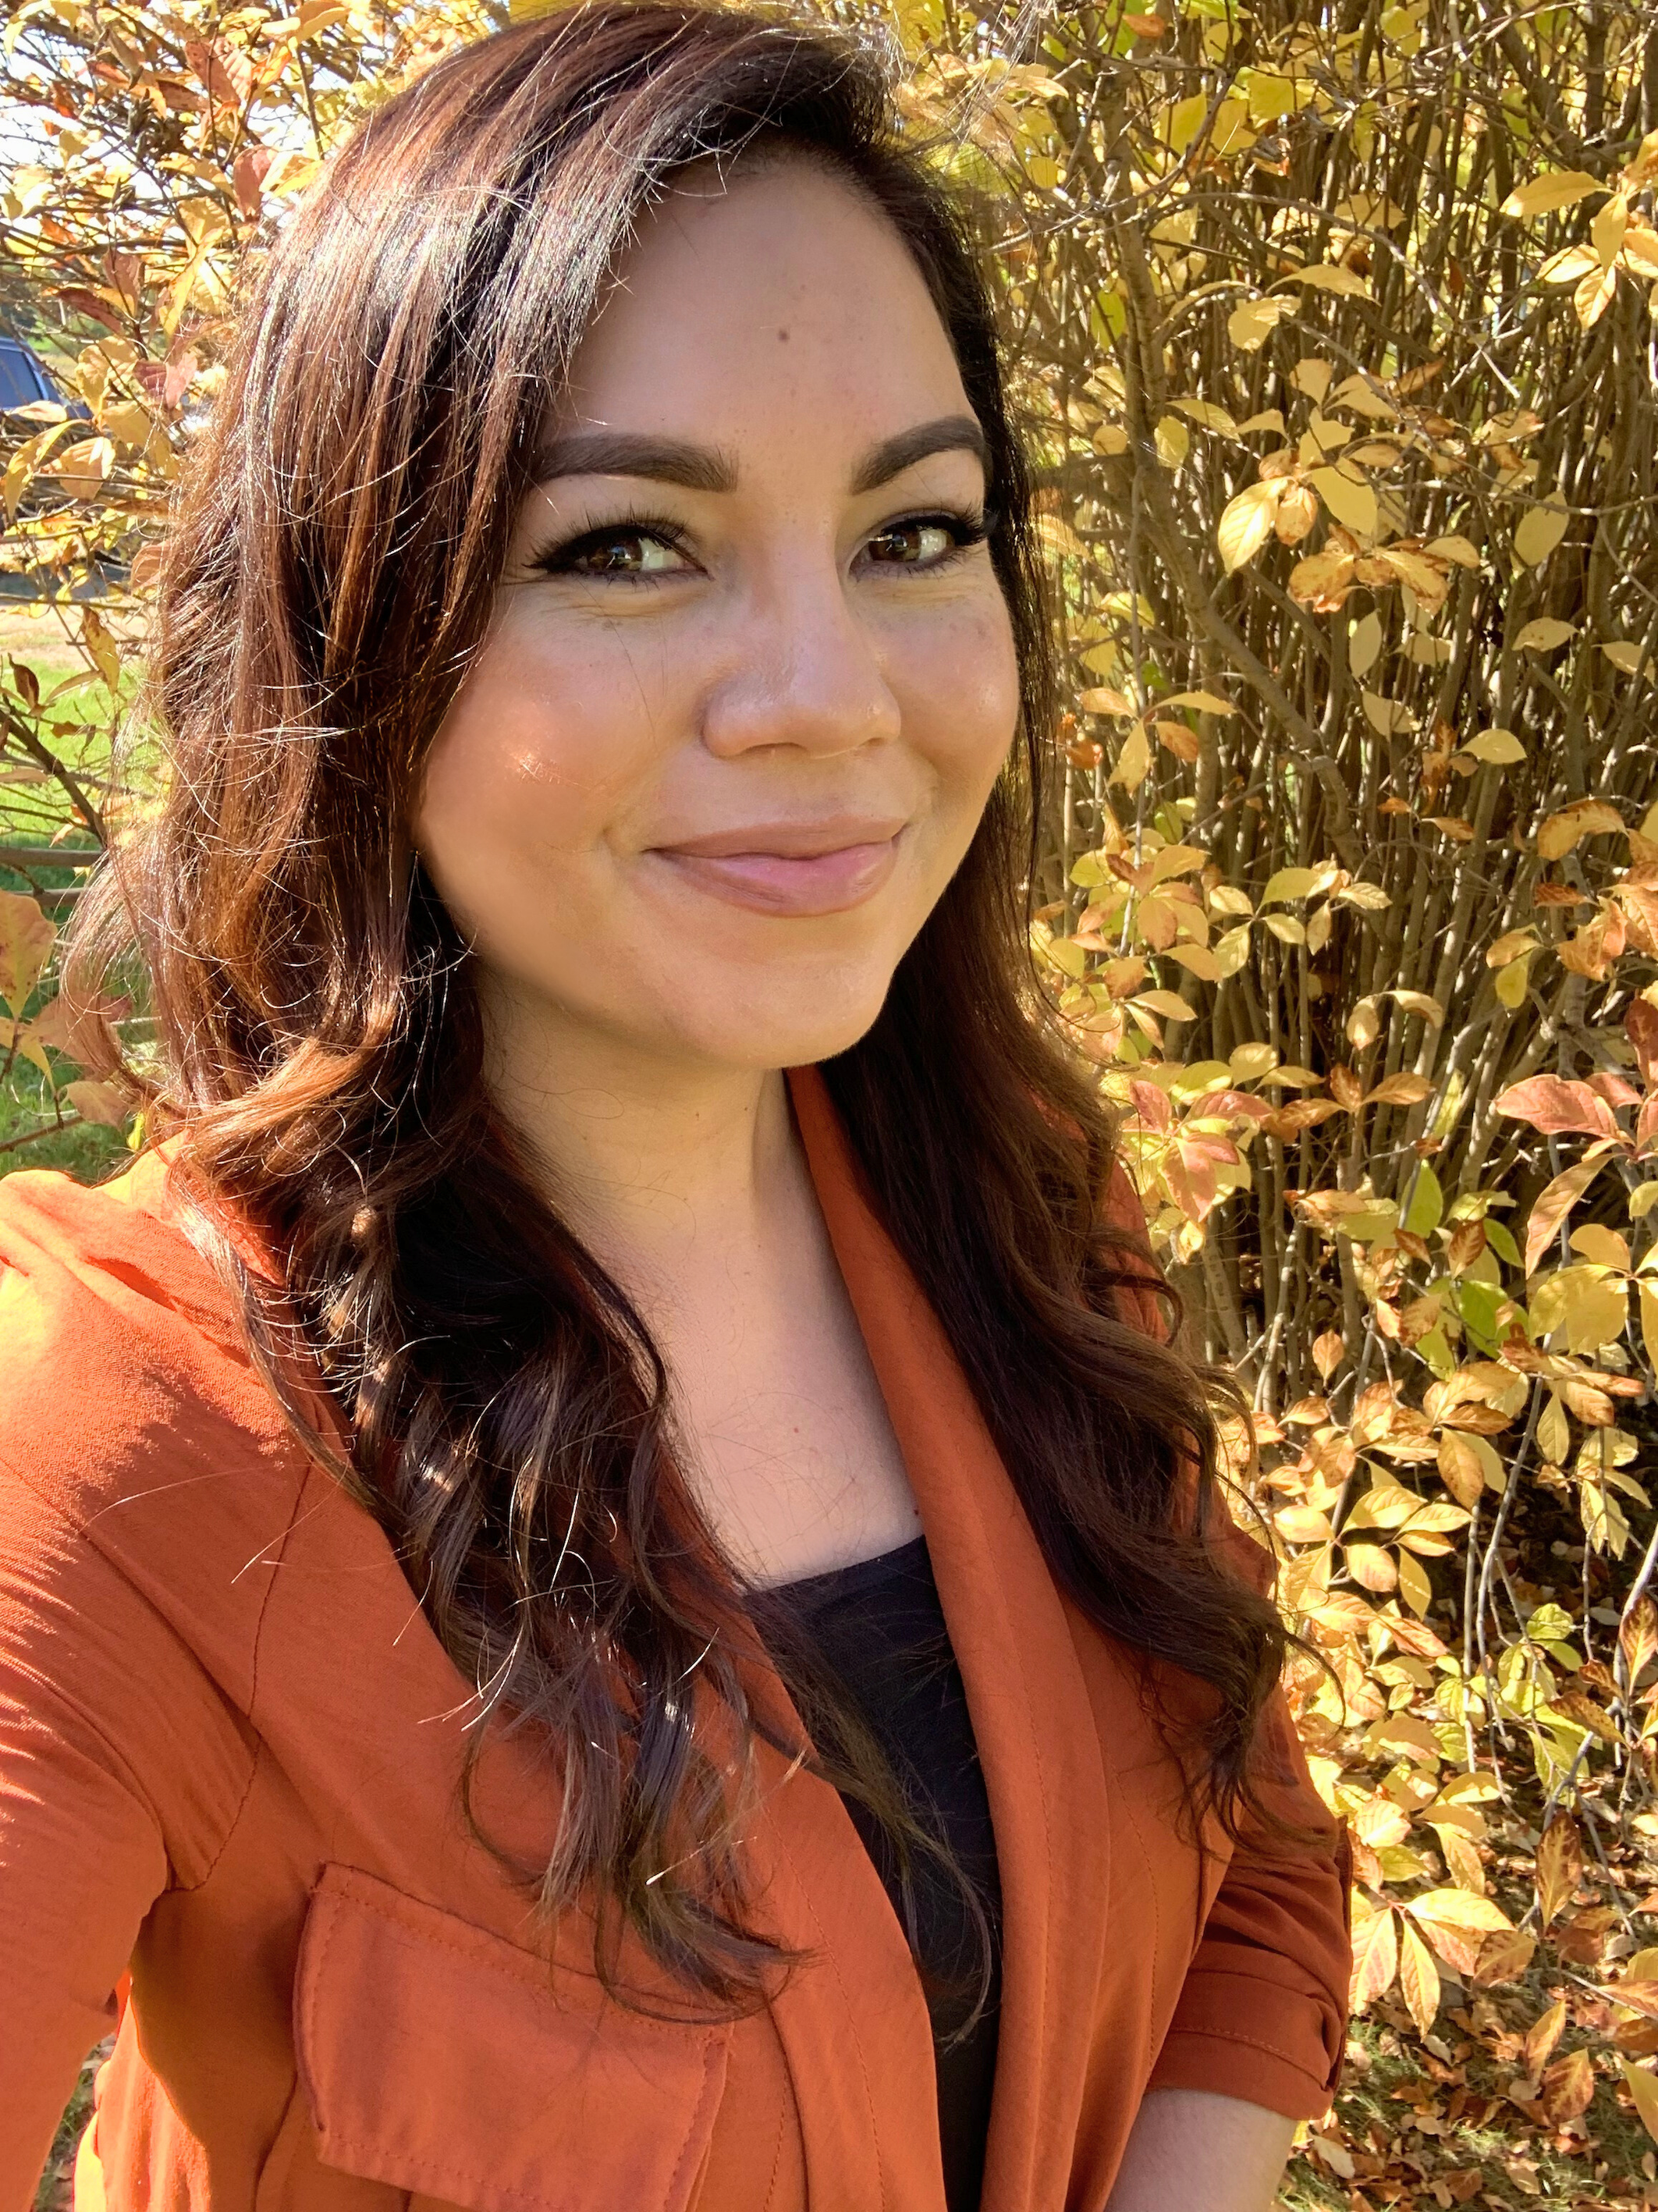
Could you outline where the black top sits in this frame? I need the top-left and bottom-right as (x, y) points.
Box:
(765, 1537), (1002, 2212)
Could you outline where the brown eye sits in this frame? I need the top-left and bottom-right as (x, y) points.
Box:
(867, 520), (958, 566)
(545, 526), (688, 577)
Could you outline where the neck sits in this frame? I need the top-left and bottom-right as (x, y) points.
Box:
(479, 978), (800, 1283)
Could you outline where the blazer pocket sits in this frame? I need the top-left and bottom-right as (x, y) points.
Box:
(296, 1864), (729, 2212)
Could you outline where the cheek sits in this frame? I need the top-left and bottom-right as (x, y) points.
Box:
(413, 614), (657, 933)
(892, 595), (1021, 818)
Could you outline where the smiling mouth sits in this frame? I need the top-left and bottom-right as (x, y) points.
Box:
(648, 820), (907, 918)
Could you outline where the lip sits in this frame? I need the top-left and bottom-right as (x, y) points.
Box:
(648, 816), (908, 917)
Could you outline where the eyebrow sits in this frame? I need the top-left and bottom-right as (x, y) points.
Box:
(530, 414), (990, 497)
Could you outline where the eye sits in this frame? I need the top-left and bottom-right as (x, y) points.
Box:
(864, 512), (989, 570)
(534, 522), (691, 579)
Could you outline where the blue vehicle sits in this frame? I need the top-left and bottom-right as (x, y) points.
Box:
(0, 330), (69, 414)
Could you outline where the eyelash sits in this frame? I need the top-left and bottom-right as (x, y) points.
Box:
(527, 506), (993, 581)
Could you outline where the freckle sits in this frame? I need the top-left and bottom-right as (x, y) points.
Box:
(776, 326), (790, 343)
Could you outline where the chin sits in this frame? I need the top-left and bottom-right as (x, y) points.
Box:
(668, 963), (896, 1072)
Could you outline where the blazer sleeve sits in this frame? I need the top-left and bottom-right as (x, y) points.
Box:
(1146, 1681), (1353, 2118)
(0, 1455), (230, 2212)
(1099, 1159), (1354, 2118)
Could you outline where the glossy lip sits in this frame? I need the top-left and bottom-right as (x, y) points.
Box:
(648, 816), (908, 917)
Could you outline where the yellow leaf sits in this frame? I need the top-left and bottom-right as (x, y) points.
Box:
(1348, 611), (1383, 677)
(1310, 465), (1378, 537)
(1397, 1548), (1433, 1617)
(1539, 243), (1603, 285)
(1501, 170), (1605, 218)
(1259, 1063), (1322, 1087)
(1514, 617), (1576, 652)
(1203, 91), (1255, 152)
(1148, 844), (1208, 882)
(1365, 1072), (1433, 1106)
(1160, 690), (1236, 716)
(1537, 1390), (1571, 1465)
(1514, 499), (1571, 567)
(1244, 69), (1297, 126)
(1405, 1886), (1514, 1935)
(1399, 1916), (1440, 2033)
(1170, 399), (1238, 436)
(1350, 1900), (1398, 2011)
(1425, 534), (1482, 568)
(1292, 357), (1334, 402)
(1437, 1433), (1486, 1511)
(1577, 261), (1619, 327)
(1496, 953), (1532, 1008)
(1260, 866), (1321, 904)
(1212, 924), (1251, 978)
(1216, 479), (1283, 572)
(47, 435), (115, 501)
(1603, 641), (1653, 676)
(1571, 1223), (1630, 1269)
(1154, 414), (1191, 469)
(1227, 295), (1295, 350)
(1362, 691), (1413, 735)
(1110, 726), (1152, 794)
(1462, 726), (1526, 765)
(1228, 1042), (1278, 1081)
(1621, 2058), (1658, 2146)
(1292, 263), (1370, 296)
(1592, 199), (1629, 258)
(1486, 926), (1539, 966)
(1536, 798), (1624, 859)
(1168, 941), (1221, 982)
(1639, 1283), (1658, 1381)
(1163, 92), (1210, 155)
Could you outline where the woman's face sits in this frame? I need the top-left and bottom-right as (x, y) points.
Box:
(414, 158), (1020, 1078)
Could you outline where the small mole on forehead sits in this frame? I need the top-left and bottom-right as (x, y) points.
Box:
(776, 325), (790, 342)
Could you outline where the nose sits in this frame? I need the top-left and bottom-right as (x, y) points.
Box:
(698, 552), (903, 760)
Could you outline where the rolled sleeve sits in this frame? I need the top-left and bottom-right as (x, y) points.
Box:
(1150, 1703), (1352, 2119)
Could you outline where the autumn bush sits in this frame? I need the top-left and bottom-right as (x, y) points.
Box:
(6, 0), (1658, 2203)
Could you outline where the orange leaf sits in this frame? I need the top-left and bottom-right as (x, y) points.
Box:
(1524, 1159), (1604, 1276)
(1537, 1810), (1582, 1930)
(1494, 1074), (1622, 1138)
(1540, 2047), (1596, 2125)
(0, 888), (55, 1015)
(1524, 1998), (1567, 2075)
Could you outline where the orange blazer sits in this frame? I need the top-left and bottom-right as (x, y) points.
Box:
(0, 1069), (1350, 2212)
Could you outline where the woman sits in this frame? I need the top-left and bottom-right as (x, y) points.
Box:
(0, 9), (1350, 2210)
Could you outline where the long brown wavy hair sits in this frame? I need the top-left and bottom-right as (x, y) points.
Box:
(72, 0), (1290, 2015)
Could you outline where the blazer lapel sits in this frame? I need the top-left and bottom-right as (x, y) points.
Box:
(789, 1064), (1114, 2212)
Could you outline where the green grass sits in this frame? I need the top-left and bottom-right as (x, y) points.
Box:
(33, 2040), (108, 2212)
(0, 638), (148, 1184)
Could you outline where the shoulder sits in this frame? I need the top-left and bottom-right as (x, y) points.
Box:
(0, 1155), (311, 1671)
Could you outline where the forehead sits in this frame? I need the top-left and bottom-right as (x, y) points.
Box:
(552, 156), (973, 448)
